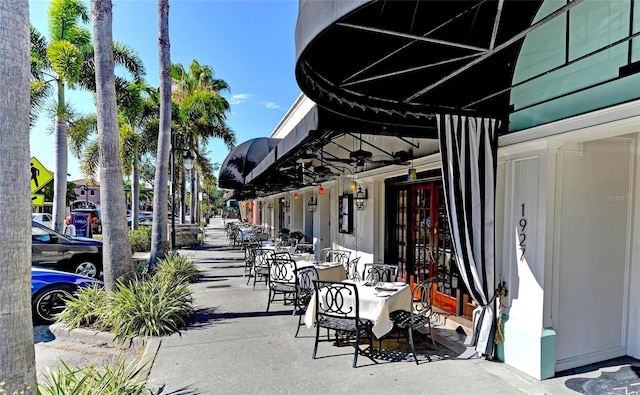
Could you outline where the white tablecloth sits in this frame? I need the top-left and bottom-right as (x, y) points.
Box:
(304, 280), (411, 338)
(297, 261), (345, 282)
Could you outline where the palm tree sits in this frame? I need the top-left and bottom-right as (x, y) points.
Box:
(91, 0), (133, 289)
(70, 79), (158, 230)
(30, 0), (144, 233)
(0, 0), (37, 390)
(172, 60), (235, 223)
(150, 0), (172, 265)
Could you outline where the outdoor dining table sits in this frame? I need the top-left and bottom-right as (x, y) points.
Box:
(296, 258), (346, 282)
(304, 280), (412, 338)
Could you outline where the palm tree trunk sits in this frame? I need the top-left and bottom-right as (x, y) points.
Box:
(131, 151), (140, 230)
(53, 115), (68, 233)
(92, 0), (133, 290)
(150, 0), (171, 265)
(0, 0), (37, 390)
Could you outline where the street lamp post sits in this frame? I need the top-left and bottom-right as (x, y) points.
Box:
(170, 132), (194, 250)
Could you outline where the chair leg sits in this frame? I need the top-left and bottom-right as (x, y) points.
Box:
(266, 290), (272, 312)
(408, 328), (419, 365)
(352, 330), (360, 368)
(312, 324), (320, 359)
(295, 313), (302, 337)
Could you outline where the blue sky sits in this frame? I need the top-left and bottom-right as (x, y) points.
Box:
(29, 0), (302, 182)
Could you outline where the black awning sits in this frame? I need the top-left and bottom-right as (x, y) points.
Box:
(295, 0), (548, 127)
(218, 137), (281, 190)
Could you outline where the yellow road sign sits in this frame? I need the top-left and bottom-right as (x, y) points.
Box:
(30, 157), (53, 194)
(31, 194), (44, 206)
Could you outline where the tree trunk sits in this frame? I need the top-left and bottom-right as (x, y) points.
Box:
(52, 114), (68, 233)
(92, 0), (133, 291)
(131, 151), (139, 230)
(0, 0), (37, 390)
(150, 0), (171, 265)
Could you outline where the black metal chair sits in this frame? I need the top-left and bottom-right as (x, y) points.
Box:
(324, 250), (351, 267)
(386, 276), (438, 364)
(266, 255), (298, 312)
(243, 243), (258, 278)
(249, 248), (274, 290)
(362, 263), (399, 283)
(312, 280), (374, 368)
(345, 257), (361, 281)
(293, 266), (319, 337)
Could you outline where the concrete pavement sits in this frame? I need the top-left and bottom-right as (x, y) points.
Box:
(34, 217), (630, 394)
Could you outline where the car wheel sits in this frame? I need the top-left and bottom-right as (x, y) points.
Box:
(32, 285), (74, 324)
(74, 261), (99, 278)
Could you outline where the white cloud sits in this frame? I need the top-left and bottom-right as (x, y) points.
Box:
(230, 94), (253, 105)
(260, 101), (280, 109)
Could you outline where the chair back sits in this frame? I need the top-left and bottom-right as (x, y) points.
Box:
(295, 266), (319, 309)
(244, 244), (257, 265)
(325, 250), (351, 266)
(254, 248), (275, 267)
(295, 243), (315, 254)
(345, 257), (361, 281)
(313, 280), (360, 321)
(269, 255), (297, 287)
(362, 263), (399, 283)
(411, 276), (437, 322)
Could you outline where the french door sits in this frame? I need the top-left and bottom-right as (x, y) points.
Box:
(386, 178), (473, 318)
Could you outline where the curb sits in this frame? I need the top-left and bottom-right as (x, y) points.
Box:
(49, 323), (162, 371)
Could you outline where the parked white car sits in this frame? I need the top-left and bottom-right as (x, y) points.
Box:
(32, 213), (53, 229)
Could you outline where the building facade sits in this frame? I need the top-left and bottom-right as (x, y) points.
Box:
(220, 0), (640, 379)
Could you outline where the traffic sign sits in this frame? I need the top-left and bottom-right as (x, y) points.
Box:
(30, 157), (53, 194)
(31, 194), (45, 206)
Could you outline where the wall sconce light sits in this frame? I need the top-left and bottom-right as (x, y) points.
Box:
(281, 197), (291, 212)
(354, 185), (368, 211)
(258, 201), (263, 211)
(318, 186), (325, 195)
(267, 202), (273, 211)
(307, 195), (317, 212)
(349, 181), (357, 192)
(293, 192), (299, 200)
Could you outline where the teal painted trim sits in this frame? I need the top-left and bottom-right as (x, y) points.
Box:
(541, 327), (557, 380)
(496, 314), (509, 362)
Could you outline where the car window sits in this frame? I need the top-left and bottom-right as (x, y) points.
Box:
(43, 214), (52, 221)
(32, 226), (50, 243)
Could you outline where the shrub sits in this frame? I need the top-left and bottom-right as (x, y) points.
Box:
(57, 254), (197, 339)
(128, 226), (151, 253)
(103, 277), (194, 339)
(56, 285), (107, 328)
(154, 252), (200, 284)
(38, 358), (149, 395)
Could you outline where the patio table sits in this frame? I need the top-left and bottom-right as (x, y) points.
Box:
(297, 260), (345, 282)
(304, 280), (411, 338)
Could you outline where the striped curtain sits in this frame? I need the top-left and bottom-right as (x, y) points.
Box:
(437, 114), (499, 357)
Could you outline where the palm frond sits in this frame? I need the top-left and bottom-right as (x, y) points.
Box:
(68, 114), (97, 158)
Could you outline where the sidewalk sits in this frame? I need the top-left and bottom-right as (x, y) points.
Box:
(33, 218), (626, 394)
(143, 217), (577, 395)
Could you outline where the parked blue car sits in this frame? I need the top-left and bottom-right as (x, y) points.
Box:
(31, 267), (103, 324)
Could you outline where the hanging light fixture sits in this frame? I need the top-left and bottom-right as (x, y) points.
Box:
(318, 186), (325, 195)
(354, 185), (368, 211)
(349, 181), (357, 192)
(259, 201), (263, 211)
(267, 202), (273, 211)
(293, 192), (299, 200)
(307, 195), (317, 212)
